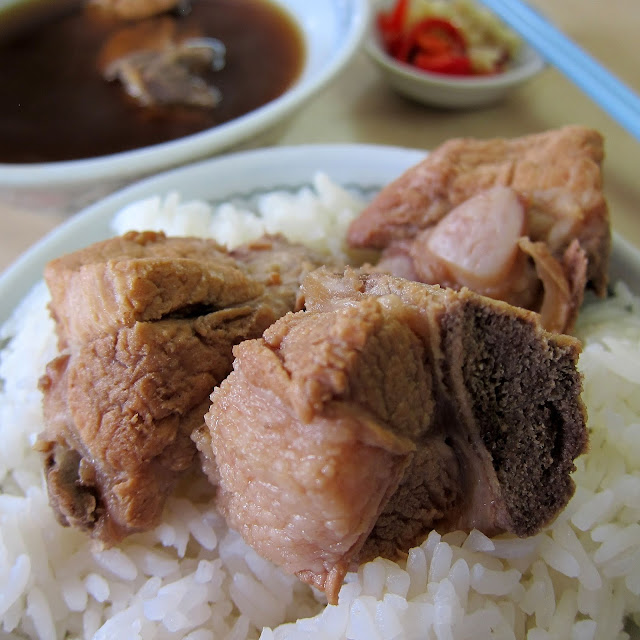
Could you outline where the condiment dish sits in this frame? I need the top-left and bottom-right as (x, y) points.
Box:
(0, 0), (369, 214)
(366, 5), (545, 109)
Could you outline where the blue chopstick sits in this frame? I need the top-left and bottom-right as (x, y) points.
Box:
(476, 0), (640, 141)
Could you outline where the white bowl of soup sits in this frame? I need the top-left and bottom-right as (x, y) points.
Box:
(0, 0), (369, 213)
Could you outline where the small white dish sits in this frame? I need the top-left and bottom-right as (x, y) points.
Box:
(365, 9), (545, 109)
(0, 0), (369, 213)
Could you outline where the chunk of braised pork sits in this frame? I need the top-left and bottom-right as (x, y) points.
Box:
(37, 231), (330, 544)
(348, 126), (610, 333)
(198, 267), (587, 604)
(97, 15), (225, 108)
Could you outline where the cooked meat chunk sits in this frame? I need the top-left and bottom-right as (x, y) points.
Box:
(38, 306), (274, 541)
(98, 16), (225, 108)
(199, 268), (587, 604)
(97, 15), (178, 71)
(105, 39), (225, 108)
(45, 231), (260, 349)
(38, 231), (329, 543)
(348, 126), (610, 333)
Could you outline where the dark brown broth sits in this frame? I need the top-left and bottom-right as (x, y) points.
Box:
(0, 0), (304, 163)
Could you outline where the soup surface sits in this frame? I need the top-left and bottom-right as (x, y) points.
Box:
(0, 0), (304, 163)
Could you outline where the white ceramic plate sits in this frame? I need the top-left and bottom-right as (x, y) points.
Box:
(0, 0), (369, 211)
(1, 143), (639, 639)
(1, 143), (638, 325)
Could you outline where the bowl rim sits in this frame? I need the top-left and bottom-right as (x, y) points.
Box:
(365, 12), (545, 90)
(0, 0), (370, 187)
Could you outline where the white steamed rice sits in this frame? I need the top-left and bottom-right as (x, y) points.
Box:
(0, 174), (639, 640)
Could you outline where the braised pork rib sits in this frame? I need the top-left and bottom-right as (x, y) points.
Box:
(199, 268), (588, 603)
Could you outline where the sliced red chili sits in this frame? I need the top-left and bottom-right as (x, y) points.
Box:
(377, 0), (410, 57)
(398, 17), (468, 63)
(414, 32), (455, 56)
(377, 7), (478, 76)
(416, 17), (466, 50)
(413, 52), (473, 75)
(378, 0), (409, 35)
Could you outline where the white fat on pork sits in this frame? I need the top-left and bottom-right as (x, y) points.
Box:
(424, 186), (526, 290)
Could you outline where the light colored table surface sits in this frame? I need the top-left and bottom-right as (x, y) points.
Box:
(1, 0), (639, 278)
